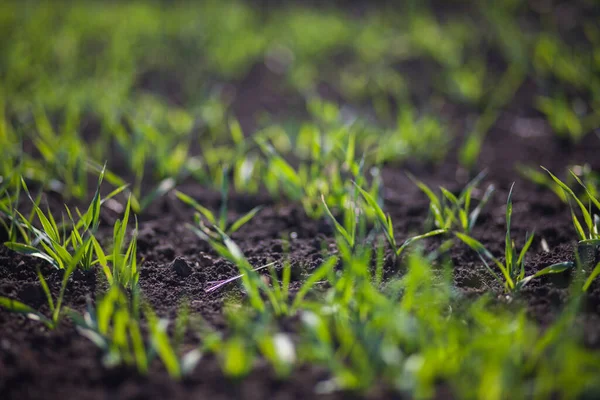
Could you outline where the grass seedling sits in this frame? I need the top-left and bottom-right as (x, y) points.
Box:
(197, 223), (338, 317)
(0, 173), (41, 244)
(408, 171), (494, 233)
(4, 168), (126, 271)
(321, 194), (360, 250)
(257, 126), (376, 219)
(71, 286), (201, 378)
(176, 167), (262, 240)
(456, 184), (572, 292)
(543, 167), (600, 273)
(92, 195), (139, 289)
(542, 167), (600, 245)
(354, 183), (447, 258)
(0, 242), (86, 329)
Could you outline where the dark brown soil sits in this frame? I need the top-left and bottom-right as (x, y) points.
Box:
(3, 5), (600, 400)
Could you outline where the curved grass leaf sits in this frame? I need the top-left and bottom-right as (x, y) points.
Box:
(0, 296), (53, 328)
(397, 229), (446, 257)
(4, 242), (59, 269)
(175, 190), (216, 225)
(321, 195), (354, 248)
(543, 167), (593, 235)
(516, 262), (574, 290)
(468, 184), (495, 232)
(229, 206), (262, 234)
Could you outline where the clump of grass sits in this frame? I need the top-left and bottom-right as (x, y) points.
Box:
(543, 167), (600, 245)
(543, 167), (600, 290)
(92, 195), (139, 289)
(318, 178), (445, 260)
(0, 241), (86, 329)
(4, 169), (125, 270)
(199, 245), (599, 398)
(408, 170), (494, 233)
(257, 118), (378, 219)
(71, 286), (201, 379)
(456, 184), (572, 292)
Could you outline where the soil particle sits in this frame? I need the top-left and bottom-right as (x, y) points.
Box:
(171, 257), (193, 278)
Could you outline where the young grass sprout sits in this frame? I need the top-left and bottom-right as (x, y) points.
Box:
(71, 286), (201, 378)
(456, 184), (572, 292)
(0, 242), (87, 329)
(408, 170), (494, 233)
(543, 166), (600, 288)
(4, 169), (126, 271)
(353, 183), (446, 257)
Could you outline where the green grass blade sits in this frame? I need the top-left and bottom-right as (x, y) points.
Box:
(468, 184), (495, 232)
(455, 232), (513, 288)
(175, 191), (216, 225)
(4, 242), (59, 269)
(517, 232), (535, 281)
(0, 296), (53, 328)
(229, 206), (262, 234)
(91, 236), (113, 284)
(440, 188), (459, 206)
(355, 182), (396, 248)
(321, 195), (353, 248)
(53, 242), (84, 324)
(36, 266), (55, 313)
(570, 171), (600, 211)
(396, 229), (446, 257)
(517, 262), (574, 290)
(146, 308), (182, 379)
(459, 169), (488, 202)
(505, 183), (515, 274)
(583, 260), (600, 292)
(543, 167), (593, 233)
(407, 173), (442, 212)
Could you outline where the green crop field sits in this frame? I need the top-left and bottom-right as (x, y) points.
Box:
(1, 1), (600, 399)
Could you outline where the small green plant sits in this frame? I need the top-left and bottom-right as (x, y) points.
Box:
(0, 174), (41, 244)
(175, 168), (262, 240)
(408, 171), (494, 233)
(71, 286), (201, 379)
(92, 195), (139, 289)
(543, 167), (600, 244)
(543, 167), (600, 283)
(456, 184), (572, 292)
(0, 243), (86, 329)
(4, 169), (126, 271)
(326, 185), (446, 257)
(257, 124), (377, 219)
